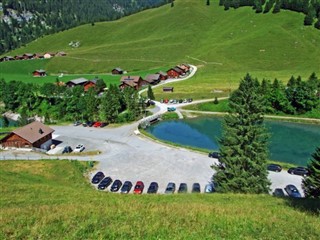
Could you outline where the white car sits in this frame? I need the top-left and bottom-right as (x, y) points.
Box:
(73, 144), (85, 152)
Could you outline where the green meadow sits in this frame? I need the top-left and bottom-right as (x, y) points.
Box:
(1, 0), (319, 98)
(0, 160), (319, 239)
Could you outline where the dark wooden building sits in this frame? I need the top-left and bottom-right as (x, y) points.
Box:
(33, 69), (46, 77)
(163, 87), (174, 92)
(112, 67), (124, 75)
(66, 78), (89, 88)
(145, 74), (161, 85)
(156, 71), (168, 80)
(119, 76), (147, 90)
(0, 121), (54, 150)
(167, 67), (184, 78)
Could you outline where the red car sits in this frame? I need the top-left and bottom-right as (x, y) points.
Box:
(93, 122), (102, 127)
(133, 181), (144, 194)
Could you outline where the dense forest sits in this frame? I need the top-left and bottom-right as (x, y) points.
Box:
(0, 0), (170, 55)
(0, 73), (319, 124)
(218, 0), (320, 29)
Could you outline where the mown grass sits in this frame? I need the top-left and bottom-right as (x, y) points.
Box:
(0, 160), (319, 239)
(1, 0), (319, 98)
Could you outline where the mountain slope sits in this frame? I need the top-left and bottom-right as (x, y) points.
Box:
(2, 0), (320, 88)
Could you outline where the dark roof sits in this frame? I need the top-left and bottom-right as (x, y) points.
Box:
(33, 69), (46, 73)
(145, 74), (160, 83)
(12, 121), (54, 144)
(157, 71), (168, 76)
(120, 80), (137, 88)
(24, 53), (33, 57)
(120, 76), (141, 83)
(66, 78), (88, 85)
(169, 67), (184, 74)
(113, 67), (123, 72)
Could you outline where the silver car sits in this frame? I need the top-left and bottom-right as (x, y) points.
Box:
(165, 182), (176, 194)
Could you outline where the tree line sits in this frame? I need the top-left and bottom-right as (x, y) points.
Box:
(219, 0), (320, 29)
(0, 79), (148, 124)
(0, 0), (170, 55)
(213, 73), (319, 198)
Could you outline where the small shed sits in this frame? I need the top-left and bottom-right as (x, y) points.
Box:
(163, 87), (174, 92)
(66, 78), (88, 88)
(112, 67), (124, 75)
(33, 69), (46, 77)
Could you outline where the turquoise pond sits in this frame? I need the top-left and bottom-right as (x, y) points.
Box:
(146, 117), (320, 166)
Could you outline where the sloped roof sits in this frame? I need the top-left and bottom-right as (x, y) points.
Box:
(120, 80), (137, 88)
(66, 78), (88, 85)
(113, 67), (123, 72)
(145, 74), (160, 83)
(12, 121), (54, 144)
(33, 69), (46, 73)
(157, 71), (168, 76)
(120, 76), (141, 83)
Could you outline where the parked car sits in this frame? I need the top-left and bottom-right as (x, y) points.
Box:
(82, 122), (87, 127)
(98, 177), (113, 190)
(86, 121), (94, 127)
(273, 188), (285, 197)
(267, 164), (282, 172)
(120, 181), (133, 194)
(73, 144), (85, 152)
(110, 179), (122, 192)
(93, 122), (102, 127)
(73, 121), (81, 126)
(208, 151), (220, 159)
(91, 171), (105, 184)
(204, 183), (216, 193)
(133, 181), (144, 194)
(167, 107), (176, 112)
(165, 182), (176, 194)
(62, 146), (73, 154)
(147, 182), (159, 194)
(100, 122), (108, 128)
(285, 184), (302, 198)
(187, 98), (193, 102)
(192, 183), (201, 193)
(178, 99), (183, 103)
(178, 183), (188, 193)
(288, 167), (309, 176)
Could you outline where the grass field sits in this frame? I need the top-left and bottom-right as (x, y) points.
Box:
(0, 160), (319, 239)
(1, 0), (319, 99)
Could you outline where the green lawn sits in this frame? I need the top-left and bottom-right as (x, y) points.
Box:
(0, 160), (319, 239)
(1, 0), (319, 98)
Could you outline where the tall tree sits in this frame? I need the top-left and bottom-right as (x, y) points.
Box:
(213, 74), (271, 193)
(302, 146), (320, 198)
(147, 85), (155, 100)
(207, 0), (210, 6)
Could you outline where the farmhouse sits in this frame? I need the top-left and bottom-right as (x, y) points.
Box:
(0, 121), (54, 150)
(23, 53), (34, 60)
(145, 74), (161, 85)
(167, 67), (184, 78)
(84, 79), (97, 92)
(119, 76), (147, 90)
(156, 71), (168, 80)
(33, 69), (46, 77)
(33, 53), (44, 59)
(112, 67), (124, 75)
(14, 55), (24, 60)
(66, 78), (89, 88)
(1, 56), (14, 62)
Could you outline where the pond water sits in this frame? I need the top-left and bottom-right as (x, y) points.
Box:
(146, 117), (320, 166)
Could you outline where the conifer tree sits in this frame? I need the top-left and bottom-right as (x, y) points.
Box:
(272, 0), (281, 13)
(302, 146), (320, 198)
(207, 0), (210, 6)
(147, 85), (155, 100)
(212, 74), (271, 193)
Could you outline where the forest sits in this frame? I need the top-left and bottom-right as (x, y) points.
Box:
(219, 0), (320, 29)
(0, 0), (170, 54)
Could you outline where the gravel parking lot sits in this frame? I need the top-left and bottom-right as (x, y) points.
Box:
(1, 123), (304, 195)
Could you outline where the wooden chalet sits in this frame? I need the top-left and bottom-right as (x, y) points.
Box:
(66, 78), (88, 88)
(56, 51), (67, 57)
(119, 76), (147, 90)
(156, 71), (168, 80)
(84, 79), (97, 92)
(33, 53), (44, 59)
(167, 67), (184, 78)
(33, 69), (46, 77)
(0, 121), (54, 150)
(15, 55), (24, 60)
(23, 53), (34, 60)
(1, 56), (15, 62)
(145, 74), (161, 85)
(112, 67), (124, 75)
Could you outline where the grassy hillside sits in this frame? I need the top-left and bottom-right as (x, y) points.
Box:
(0, 160), (319, 239)
(1, 0), (320, 98)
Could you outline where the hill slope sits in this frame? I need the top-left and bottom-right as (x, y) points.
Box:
(1, 0), (320, 91)
(0, 160), (319, 239)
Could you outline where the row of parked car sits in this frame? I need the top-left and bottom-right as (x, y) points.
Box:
(74, 121), (108, 128)
(91, 172), (216, 194)
(208, 152), (309, 177)
(62, 144), (85, 153)
(273, 184), (302, 198)
(160, 98), (193, 104)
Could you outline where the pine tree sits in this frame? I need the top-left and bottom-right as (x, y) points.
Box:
(272, 0), (281, 13)
(302, 146), (320, 198)
(314, 18), (320, 29)
(147, 85), (155, 100)
(171, 0), (174, 7)
(212, 73), (271, 193)
(207, 0), (210, 6)
(304, 11), (314, 25)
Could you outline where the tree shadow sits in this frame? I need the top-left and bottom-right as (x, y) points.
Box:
(285, 197), (320, 215)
